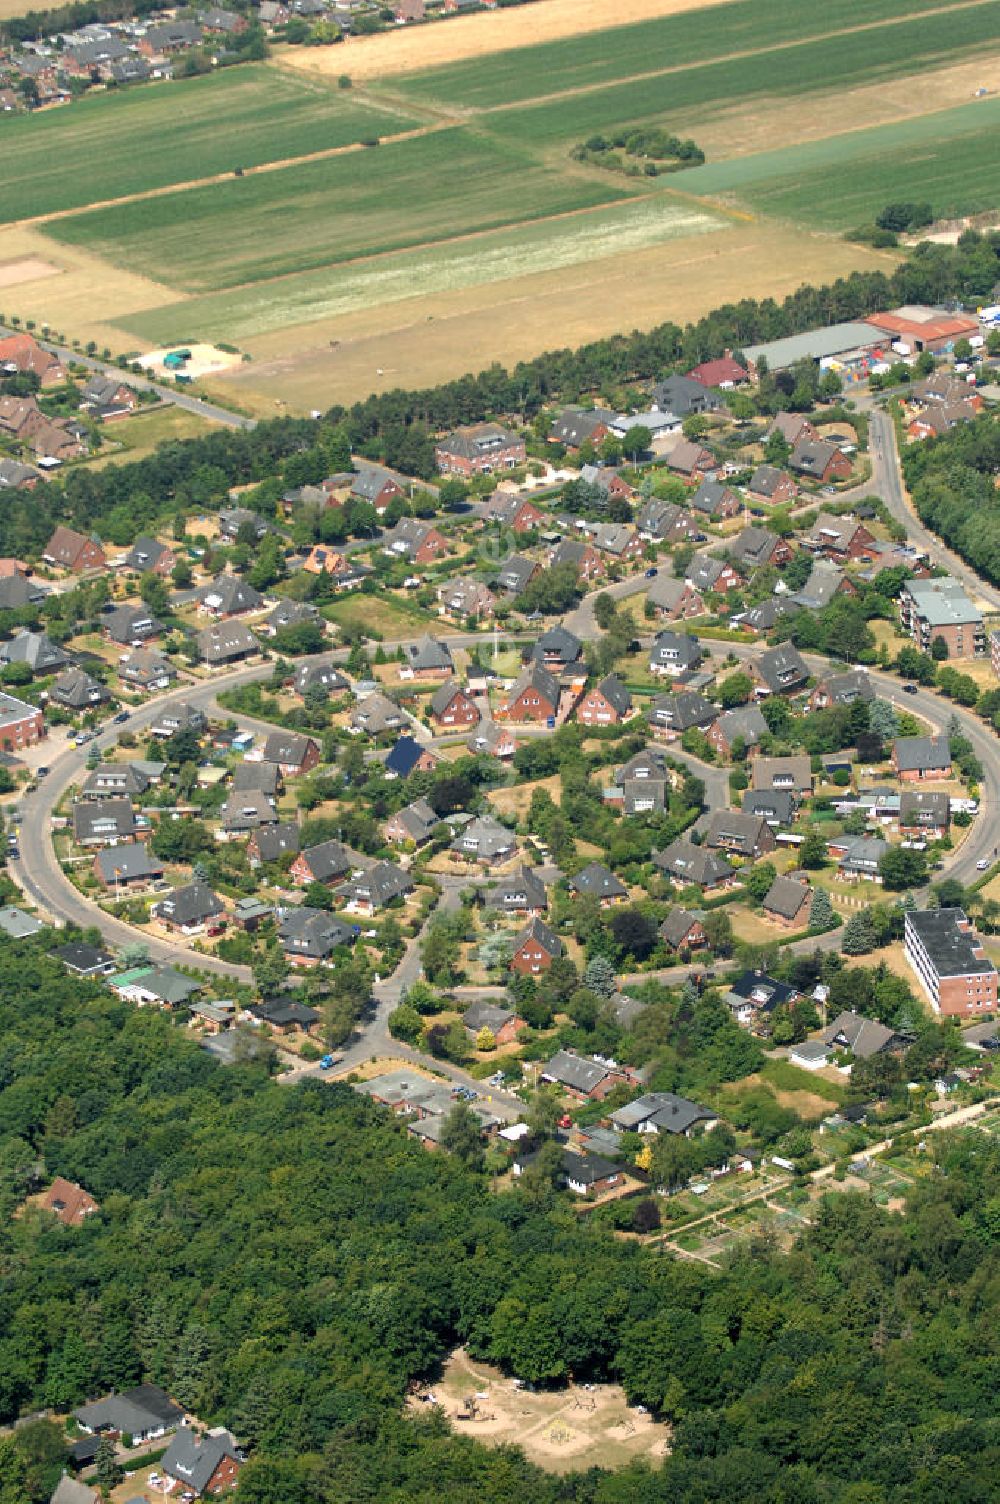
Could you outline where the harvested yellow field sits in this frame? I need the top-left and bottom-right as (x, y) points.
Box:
(277, 0), (740, 84)
(0, 223), (183, 352)
(208, 220), (895, 412)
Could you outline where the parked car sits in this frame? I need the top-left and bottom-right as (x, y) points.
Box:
(645, 567), (658, 578)
(113, 710), (130, 723)
(902, 683), (919, 695)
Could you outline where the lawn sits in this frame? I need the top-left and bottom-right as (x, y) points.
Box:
(0, 65), (419, 223)
(47, 128), (634, 293)
(322, 592), (434, 638)
(679, 96), (1000, 229)
(483, 5), (1000, 149)
(82, 404), (222, 468)
(392, 0), (976, 111)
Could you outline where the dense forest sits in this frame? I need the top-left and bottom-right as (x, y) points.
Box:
(3, 235), (999, 560)
(1, 936), (1000, 1503)
(905, 409), (1000, 585)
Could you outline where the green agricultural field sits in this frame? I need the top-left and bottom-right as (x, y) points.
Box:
(116, 195), (724, 345)
(393, 0), (981, 111)
(0, 64), (419, 222)
(482, 4), (1000, 150)
(45, 127), (635, 292)
(678, 98), (1000, 229)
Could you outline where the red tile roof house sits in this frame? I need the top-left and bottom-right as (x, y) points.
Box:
(42, 525), (106, 573)
(430, 682), (480, 728)
(0, 332), (67, 387)
(482, 492), (545, 532)
(575, 674), (633, 726)
(498, 661), (560, 723)
(435, 423), (526, 476)
(41, 1176), (98, 1226)
(511, 916), (563, 975)
(665, 439), (716, 481)
(687, 354), (748, 389)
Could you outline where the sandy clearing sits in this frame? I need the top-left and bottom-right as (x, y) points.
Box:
(277, 0), (742, 83)
(0, 257), (61, 289)
(139, 343), (243, 381)
(207, 222), (895, 412)
(0, 224), (184, 352)
(692, 54), (1000, 159)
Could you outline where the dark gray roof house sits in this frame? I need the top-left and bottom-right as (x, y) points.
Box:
(610, 1090), (716, 1135)
(732, 598), (788, 633)
(161, 1428), (240, 1496)
(74, 1384), (183, 1441)
(250, 822), (300, 863)
(0, 572), (46, 610)
(123, 536), (172, 573)
(486, 865), (548, 914)
(104, 603), (161, 645)
(463, 999), (517, 1036)
(294, 660), (347, 698)
(351, 692), (406, 735)
(265, 598), (321, 635)
(72, 798), (137, 846)
(81, 762), (150, 799)
(649, 630), (703, 676)
(659, 906), (705, 950)
(762, 874), (812, 923)
(389, 797), (439, 845)
(50, 666), (109, 711)
(654, 839), (734, 888)
(232, 760), (281, 796)
(757, 641), (809, 695)
(651, 374), (721, 416)
(823, 1009), (897, 1059)
(742, 788), (795, 826)
(705, 808), (773, 857)
(789, 561), (848, 611)
(221, 789), (278, 832)
(728, 525), (782, 570)
(196, 573), (264, 617)
(197, 621), (259, 665)
(296, 838), (352, 883)
(647, 690), (716, 734)
(712, 704), (768, 749)
(495, 553), (538, 596)
(531, 624), (582, 666)
(94, 845), (163, 886)
(405, 635), (453, 674)
(450, 815), (517, 863)
(278, 906), (355, 960)
(338, 860), (413, 910)
(54, 941), (115, 976)
(550, 405), (617, 446)
(690, 478), (739, 517)
(541, 1049), (610, 1096)
(569, 862), (627, 901)
(151, 881), (224, 930)
(893, 734), (951, 776)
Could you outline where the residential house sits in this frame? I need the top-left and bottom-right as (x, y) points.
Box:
(665, 439), (716, 480)
(579, 464), (637, 504)
(690, 478), (741, 521)
(834, 834), (889, 881)
(549, 405), (617, 449)
(892, 735), (952, 781)
(381, 518), (448, 565)
(337, 861), (414, 914)
(263, 599), (322, 638)
(81, 763), (151, 799)
(789, 439), (852, 483)
(467, 721), (518, 759)
(49, 666), (108, 711)
(261, 730), (320, 776)
(576, 674), (632, 725)
(290, 839), (352, 888)
(72, 799), (137, 847)
(482, 492), (544, 531)
(498, 660), (560, 722)
(231, 761), (281, 798)
(118, 648), (175, 693)
(0, 331), (66, 387)
(728, 525), (793, 572)
(0, 629), (69, 674)
(219, 790), (278, 836)
(803, 512), (876, 562)
(485, 865), (548, 917)
(590, 521), (644, 563)
(742, 789), (795, 827)
(218, 508), (271, 544)
(731, 598), (789, 634)
(705, 808), (776, 858)
(430, 682), (480, 728)
(152, 882), (224, 934)
(384, 735), (437, 778)
(42, 525), (105, 573)
(687, 354), (747, 389)
(123, 536), (175, 575)
(615, 746), (671, 813)
(104, 603), (161, 646)
(724, 969), (799, 1030)
(351, 692), (406, 736)
(751, 754), (812, 797)
(612, 1091), (717, 1136)
(81, 373), (139, 417)
(197, 621), (259, 666)
(746, 464), (798, 506)
(768, 412), (817, 447)
(762, 873), (812, 928)
(0, 458), (43, 491)
(248, 996), (319, 1034)
(908, 401), (980, 440)
(0, 572), (46, 610)
(756, 641), (809, 695)
(905, 908), (999, 1017)
(404, 635), (454, 679)
(160, 1427), (242, 1498)
(139, 19), (203, 54)
(568, 861), (627, 906)
(247, 823), (300, 865)
(652, 373), (722, 416)
(150, 703), (206, 739)
(706, 704), (768, 758)
(513, 1146), (621, 1196)
(649, 630), (702, 677)
(74, 1385), (183, 1443)
(450, 814), (517, 866)
(437, 575), (495, 620)
(636, 497), (697, 544)
(350, 460), (410, 514)
(462, 999), (523, 1046)
(41, 1176), (98, 1226)
(654, 839), (735, 889)
(385, 797), (439, 846)
(53, 941), (115, 977)
(899, 789), (950, 839)
(511, 916), (563, 975)
(686, 555), (742, 594)
(435, 423), (525, 476)
(540, 1048), (610, 1098)
(494, 553), (540, 596)
(293, 661), (347, 699)
(647, 689), (716, 739)
(530, 625), (582, 668)
(196, 573), (264, 619)
(823, 1010), (897, 1059)
(93, 845), (164, 891)
(659, 907), (707, 952)
(809, 668), (875, 710)
(646, 575), (704, 620)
